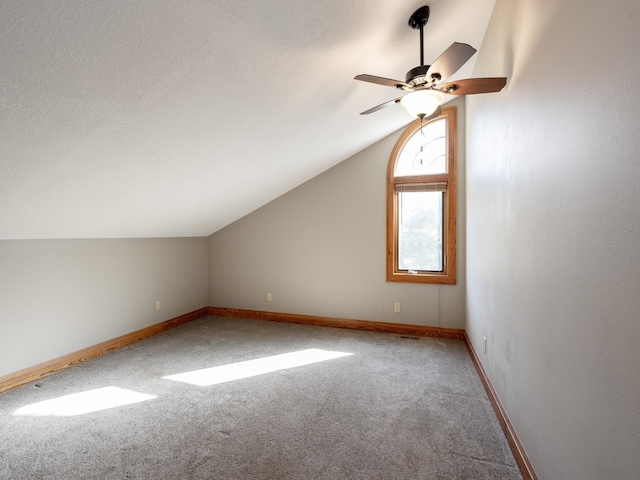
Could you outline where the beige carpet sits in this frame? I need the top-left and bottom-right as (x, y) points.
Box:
(0, 316), (521, 479)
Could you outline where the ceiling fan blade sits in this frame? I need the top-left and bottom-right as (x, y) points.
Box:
(426, 42), (477, 82)
(359, 97), (402, 115)
(440, 77), (507, 95)
(354, 74), (408, 89)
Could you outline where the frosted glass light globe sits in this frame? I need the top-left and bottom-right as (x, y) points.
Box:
(400, 90), (445, 117)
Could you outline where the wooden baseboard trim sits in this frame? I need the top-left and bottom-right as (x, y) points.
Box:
(0, 307), (209, 395)
(463, 334), (538, 480)
(207, 306), (466, 340)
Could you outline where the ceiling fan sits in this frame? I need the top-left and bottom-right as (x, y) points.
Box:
(355, 5), (506, 119)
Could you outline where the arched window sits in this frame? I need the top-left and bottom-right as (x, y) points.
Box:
(386, 106), (456, 284)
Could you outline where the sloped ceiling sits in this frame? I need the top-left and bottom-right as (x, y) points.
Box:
(0, 0), (496, 239)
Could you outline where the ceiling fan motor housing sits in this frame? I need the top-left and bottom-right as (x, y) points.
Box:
(405, 65), (429, 87)
(405, 65), (441, 87)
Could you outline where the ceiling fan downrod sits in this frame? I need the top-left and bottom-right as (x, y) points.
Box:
(406, 6), (431, 86)
(408, 5), (430, 66)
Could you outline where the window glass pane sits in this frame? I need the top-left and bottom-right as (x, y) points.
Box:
(398, 191), (443, 272)
(395, 118), (446, 176)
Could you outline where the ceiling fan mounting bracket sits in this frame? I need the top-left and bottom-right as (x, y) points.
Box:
(408, 6), (430, 30)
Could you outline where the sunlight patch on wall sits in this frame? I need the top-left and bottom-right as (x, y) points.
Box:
(163, 348), (353, 386)
(13, 386), (157, 417)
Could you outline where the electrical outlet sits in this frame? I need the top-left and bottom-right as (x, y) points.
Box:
(394, 302), (401, 313)
(155, 300), (162, 311)
(266, 293), (272, 302)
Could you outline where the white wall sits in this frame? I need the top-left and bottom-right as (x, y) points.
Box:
(0, 238), (209, 377)
(209, 97), (466, 329)
(465, 1), (640, 478)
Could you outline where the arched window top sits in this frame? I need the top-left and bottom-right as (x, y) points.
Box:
(394, 118), (447, 176)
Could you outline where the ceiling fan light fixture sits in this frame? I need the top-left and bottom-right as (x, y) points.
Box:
(354, 5), (506, 116)
(400, 90), (444, 118)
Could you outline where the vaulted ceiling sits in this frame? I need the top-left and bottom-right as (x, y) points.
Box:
(0, 0), (496, 239)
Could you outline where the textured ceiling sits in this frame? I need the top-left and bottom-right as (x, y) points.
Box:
(0, 0), (496, 239)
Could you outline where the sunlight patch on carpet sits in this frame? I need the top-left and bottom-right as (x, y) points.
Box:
(163, 348), (353, 386)
(13, 386), (157, 416)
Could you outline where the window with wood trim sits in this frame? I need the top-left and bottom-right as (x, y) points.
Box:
(387, 106), (456, 284)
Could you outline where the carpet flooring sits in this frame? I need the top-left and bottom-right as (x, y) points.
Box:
(0, 316), (521, 479)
